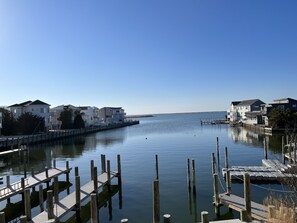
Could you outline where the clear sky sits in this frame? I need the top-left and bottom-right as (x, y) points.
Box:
(0, 0), (296, 115)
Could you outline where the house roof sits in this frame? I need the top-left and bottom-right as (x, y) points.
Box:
(273, 98), (297, 104)
(237, 99), (264, 106)
(231, 101), (241, 105)
(29, 100), (50, 106)
(8, 100), (49, 107)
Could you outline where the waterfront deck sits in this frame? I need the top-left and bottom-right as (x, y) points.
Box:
(0, 167), (70, 202)
(222, 159), (294, 182)
(219, 193), (267, 221)
(31, 171), (117, 223)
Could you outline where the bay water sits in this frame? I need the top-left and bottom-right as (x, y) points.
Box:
(0, 112), (288, 222)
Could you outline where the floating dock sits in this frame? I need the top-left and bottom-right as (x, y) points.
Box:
(222, 159), (295, 182)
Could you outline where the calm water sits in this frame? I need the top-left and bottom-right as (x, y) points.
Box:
(0, 112), (289, 222)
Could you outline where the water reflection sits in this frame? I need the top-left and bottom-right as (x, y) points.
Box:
(228, 126), (264, 147)
(95, 128), (127, 147)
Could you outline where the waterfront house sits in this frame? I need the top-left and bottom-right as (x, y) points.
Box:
(79, 106), (102, 127)
(50, 104), (78, 130)
(227, 99), (265, 124)
(261, 98), (297, 126)
(98, 107), (126, 124)
(8, 100), (50, 128)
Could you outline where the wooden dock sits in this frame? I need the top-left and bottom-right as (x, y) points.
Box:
(222, 159), (295, 182)
(0, 166), (70, 202)
(219, 193), (267, 221)
(31, 171), (117, 223)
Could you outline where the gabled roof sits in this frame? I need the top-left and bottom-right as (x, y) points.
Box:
(237, 99), (264, 106)
(29, 100), (50, 106)
(273, 98), (297, 104)
(231, 101), (241, 106)
(8, 100), (49, 107)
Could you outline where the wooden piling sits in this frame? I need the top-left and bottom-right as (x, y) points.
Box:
(45, 166), (49, 178)
(75, 176), (81, 220)
(31, 167), (35, 177)
(224, 147), (228, 169)
(121, 219), (128, 223)
(0, 212), (5, 223)
(192, 159), (196, 193)
(187, 158), (191, 190)
(163, 214), (171, 223)
(53, 159), (56, 168)
(6, 176), (10, 187)
(244, 173), (251, 221)
(282, 136), (285, 164)
(39, 184), (44, 212)
(93, 167), (98, 195)
(75, 166), (79, 177)
(101, 154), (106, 173)
(211, 153), (216, 174)
(226, 169), (231, 194)
(213, 173), (220, 216)
(155, 154), (159, 180)
(268, 205), (275, 219)
(240, 209), (248, 222)
(54, 176), (59, 203)
(264, 137), (268, 159)
(216, 137), (220, 162)
(47, 190), (54, 220)
(117, 154), (122, 186)
(153, 180), (160, 223)
(90, 193), (98, 223)
(66, 161), (70, 182)
(24, 188), (32, 220)
(107, 160), (111, 192)
(201, 211), (209, 223)
(91, 160), (95, 180)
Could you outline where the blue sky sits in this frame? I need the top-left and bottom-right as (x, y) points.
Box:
(0, 0), (296, 115)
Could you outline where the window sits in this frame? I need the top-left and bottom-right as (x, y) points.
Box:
(293, 104), (297, 108)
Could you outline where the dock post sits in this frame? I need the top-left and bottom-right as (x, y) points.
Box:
(107, 160), (111, 192)
(53, 159), (56, 168)
(47, 190), (54, 220)
(91, 160), (94, 180)
(20, 215), (26, 223)
(201, 211), (209, 223)
(192, 159), (196, 194)
(75, 166), (79, 177)
(91, 193), (98, 223)
(93, 167), (98, 195)
(24, 188), (32, 220)
(226, 169), (231, 194)
(244, 173), (251, 221)
(216, 137), (220, 164)
(39, 184), (44, 212)
(0, 212), (5, 223)
(213, 173), (220, 216)
(121, 219), (128, 223)
(282, 136), (285, 164)
(211, 153), (216, 174)
(45, 166), (49, 178)
(117, 154), (122, 186)
(240, 209), (248, 222)
(264, 137), (268, 159)
(66, 161), (70, 183)
(224, 147), (228, 169)
(101, 154), (106, 173)
(289, 142), (292, 164)
(31, 167), (35, 178)
(153, 180), (160, 223)
(6, 176), (10, 187)
(294, 142), (296, 164)
(163, 214), (171, 223)
(187, 158), (191, 190)
(75, 175), (81, 221)
(21, 177), (25, 202)
(54, 176), (59, 203)
(155, 154), (159, 180)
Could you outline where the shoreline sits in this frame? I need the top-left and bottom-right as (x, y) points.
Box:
(0, 120), (139, 150)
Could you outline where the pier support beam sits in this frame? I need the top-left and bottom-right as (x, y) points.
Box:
(117, 154), (122, 186)
(213, 173), (220, 216)
(224, 147), (228, 169)
(101, 154), (106, 173)
(47, 190), (54, 220)
(155, 154), (159, 180)
(91, 193), (98, 223)
(90, 160), (94, 180)
(153, 180), (160, 223)
(0, 212), (5, 223)
(163, 214), (171, 223)
(24, 188), (32, 220)
(244, 173), (251, 221)
(39, 184), (44, 212)
(107, 160), (111, 192)
(201, 211), (209, 223)
(75, 175), (81, 221)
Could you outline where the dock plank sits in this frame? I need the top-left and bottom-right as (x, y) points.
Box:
(219, 193), (267, 221)
(31, 172), (117, 223)
(0, 167), (70, 202)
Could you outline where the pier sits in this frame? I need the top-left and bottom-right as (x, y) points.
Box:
(200, 119), (228, 125)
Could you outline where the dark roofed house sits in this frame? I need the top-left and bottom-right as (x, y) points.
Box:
(8, 100), (51, 128)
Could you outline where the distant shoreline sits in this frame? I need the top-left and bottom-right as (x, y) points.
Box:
(126, 115), (154, 118)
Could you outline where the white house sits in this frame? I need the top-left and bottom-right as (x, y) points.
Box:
(50, 104), (78, 130)
(98, 107), (126, 124)
(8, 100), (51, 127)
(227, 99), (265, 124)
(79, 106), (102, 127)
